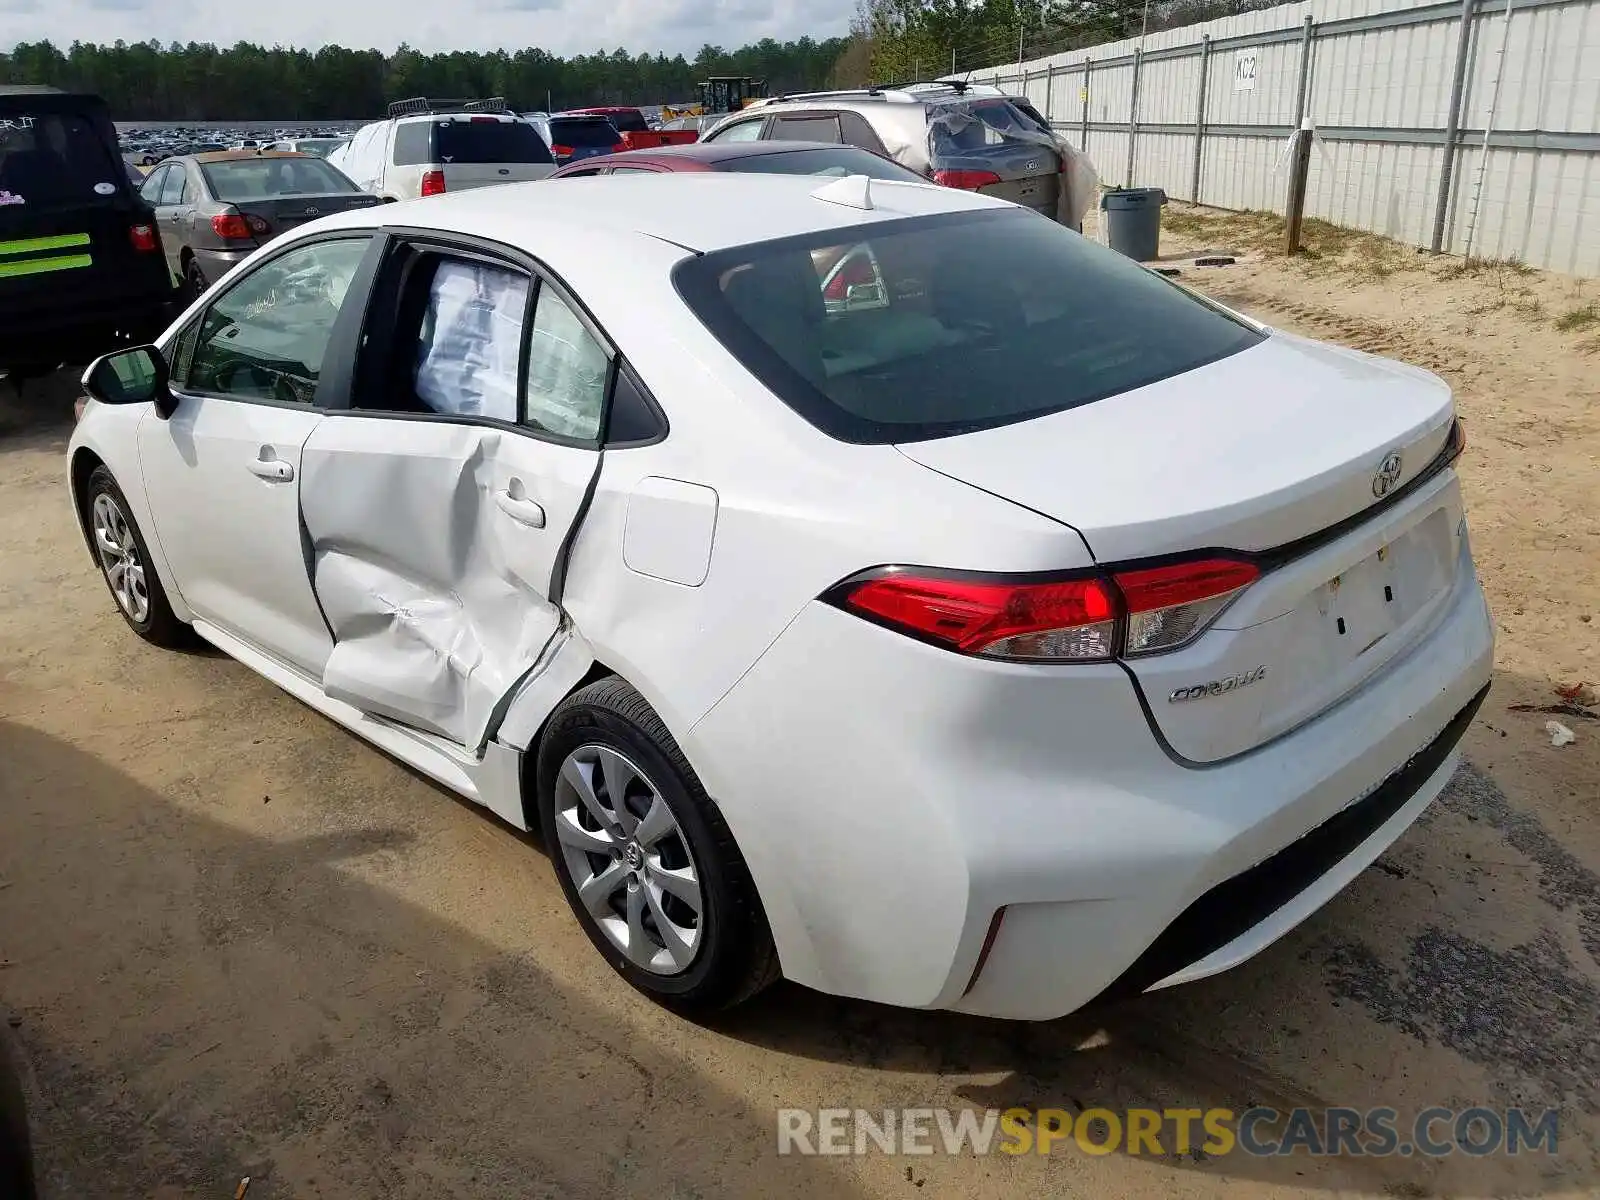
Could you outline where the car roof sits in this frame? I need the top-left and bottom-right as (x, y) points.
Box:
(609, 140), (879, 166)
(316, 171), (1004, 257)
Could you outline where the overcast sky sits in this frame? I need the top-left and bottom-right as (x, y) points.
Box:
(0, 0), (859, 58)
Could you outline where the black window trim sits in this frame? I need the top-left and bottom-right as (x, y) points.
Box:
(166, 229), (384, 415)
(333, 225), (666, 450)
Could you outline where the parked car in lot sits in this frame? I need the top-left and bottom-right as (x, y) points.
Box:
(702, 80), (1097, 228)
(521, 112), (622, 165)
(560, 106), (699, 151)
(266, 137), (347, 158)
(548, 139), (926, 180)
(330, 98), (555, 201)
(138, 150), (379, 297)
(68, 174), (1491, 1021)
(0, 85), (175, 376)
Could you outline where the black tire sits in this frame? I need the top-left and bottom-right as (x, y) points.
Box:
(183, 257), (206, 302)
(536, 677), (778, 1014)
(83, 465), (190, 647)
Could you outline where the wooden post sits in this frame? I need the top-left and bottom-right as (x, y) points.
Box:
(1283, 124), (1313, 254)
(1125, 48), (1143, 187)
(1191, 36), (1211, 203)
(1283, 16), (1316, 254)
(1081, 58), (1092, 145)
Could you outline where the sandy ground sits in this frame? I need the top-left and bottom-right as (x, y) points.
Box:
(2, 212), (1599, 1198)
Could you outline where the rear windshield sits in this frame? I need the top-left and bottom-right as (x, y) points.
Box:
(605, 110), (649, 133)
(549, 118), (622, 149)
(201, 157), (359, 200)
(674, 209), (1263, 444)
(393, 118), (554, 165)
(0, 111), (124, 210)
(716, 146), (922, 182)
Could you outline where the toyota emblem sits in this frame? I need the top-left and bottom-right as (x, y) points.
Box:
(1372, 451), (1404, 497)
(303, 205), (320, 216)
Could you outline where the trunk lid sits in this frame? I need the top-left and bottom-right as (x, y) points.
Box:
(896, 332), (1463, 761)
(231, 191), (380, 239)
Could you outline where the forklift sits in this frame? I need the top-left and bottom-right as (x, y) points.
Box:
(696, 76), (767, 115)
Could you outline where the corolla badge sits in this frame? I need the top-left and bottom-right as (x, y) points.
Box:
(1169, 664), (1267, 703)
(1372, 450), (1404, 497)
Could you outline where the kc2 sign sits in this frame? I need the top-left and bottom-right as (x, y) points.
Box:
(1234, 50), (1258, 91)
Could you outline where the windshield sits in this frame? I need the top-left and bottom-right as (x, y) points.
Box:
(294, 138), (345, 158)
(201, 157), (359, 199)
(0, 111), (123, 209)
(674, 209), (1263, 444)
(549, 118), (622, 149)
(716, 146), (923, 182)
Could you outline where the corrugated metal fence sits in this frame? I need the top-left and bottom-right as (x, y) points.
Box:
(964, 0), (1600, 275)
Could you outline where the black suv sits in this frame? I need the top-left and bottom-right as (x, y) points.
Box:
(0, 86), (176, 377)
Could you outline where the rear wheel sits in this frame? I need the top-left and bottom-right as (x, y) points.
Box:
(85, 466), (188, 647)
(536, 678), (778, 1014)
(183, 258), (206, 302)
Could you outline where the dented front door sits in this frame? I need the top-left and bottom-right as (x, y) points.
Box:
(297, 416), (599, 749)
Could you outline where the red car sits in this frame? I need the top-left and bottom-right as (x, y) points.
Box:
(561, 106), (697, 151)
(547, 140), (926, 180)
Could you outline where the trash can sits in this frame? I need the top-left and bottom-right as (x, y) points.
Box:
(1100, 187), (1167, 262)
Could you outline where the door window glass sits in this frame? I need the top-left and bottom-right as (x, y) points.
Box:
(524, 286), (609, 440)
(771, 116), (842, 143)
(187, 237), (370, 405)
(159, 166), (186, 206)
(413, 259), (529, 422)
(707, 119), (763, 143)
(139, 165), (168, 204)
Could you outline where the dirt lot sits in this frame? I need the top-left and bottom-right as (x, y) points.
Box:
(2, 209), (1598, 1198)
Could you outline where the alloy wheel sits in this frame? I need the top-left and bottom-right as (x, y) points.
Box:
(91, 492), (150, 624)
(553, 744), (704, 975)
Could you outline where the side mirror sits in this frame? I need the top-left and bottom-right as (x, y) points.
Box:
(81, 345), (177, 419)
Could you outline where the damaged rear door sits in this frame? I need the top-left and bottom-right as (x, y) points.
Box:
(299, 233), (615, 750)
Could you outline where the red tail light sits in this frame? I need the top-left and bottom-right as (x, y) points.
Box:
(420, 169), (447, 196)
(823, 254), (878, 302)
(1116, 559), (1258, 655)
(128, 223), (159, 252)
(932, 168), (1002, 191)
(833, 571), (1121, 661)
(210, 211), (252, 240)
(550, 144), (574, 158)
(829, 556), (1258, 662)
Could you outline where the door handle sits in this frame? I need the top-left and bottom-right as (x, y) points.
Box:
(248, 458), (294, 482)
(495, 489), (546, 528)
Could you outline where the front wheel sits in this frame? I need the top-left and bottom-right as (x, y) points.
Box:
(85, 466), (189, 647)
(536, 678), (778, 1014)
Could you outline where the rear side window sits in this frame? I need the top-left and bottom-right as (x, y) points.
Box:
(0, 112), (123, 209)
(674, 209), (1263, 444)
(391, 121), (433, 165)
(547, 119), (620, 150)
(770, 116), (842, 143)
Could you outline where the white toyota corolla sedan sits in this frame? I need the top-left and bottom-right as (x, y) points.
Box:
(67, 174), (1493, 1020)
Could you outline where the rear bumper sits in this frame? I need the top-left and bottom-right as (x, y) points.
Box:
(686, 539), (1494, 1019)
(190, 246), (255, 286)
(0, 284), (175, 368)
